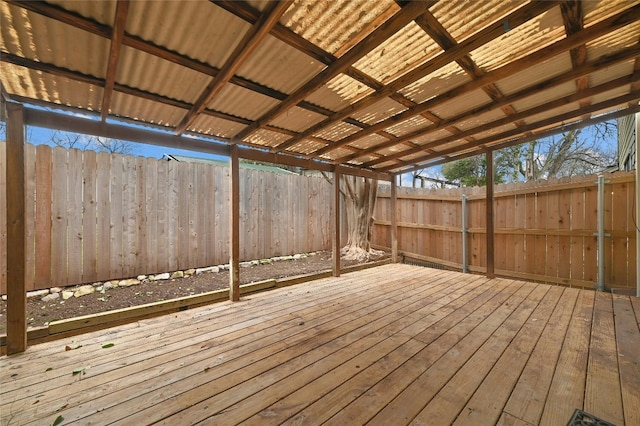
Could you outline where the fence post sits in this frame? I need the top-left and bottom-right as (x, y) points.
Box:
(596, 175), (606, 292)
(461, 194), (468, 273)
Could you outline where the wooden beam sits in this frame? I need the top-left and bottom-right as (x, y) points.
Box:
(390, 175), (398, 263)
(394, 104), (640, 175)
(561, 0), (591, 119)
(318, 3), (639, 160)
(337, 42), (640, 163)
(100, 0), (129, 121)
(174, 1), (292, 134)
(486, 149), (495, 279)
(233, 1), (433, 143)
(374, 80), (640, 171)
(332, 169), (341, 277)
(5, 102), (27, 354)
(275, 1), (558, 156)
(229, 144), (240, 301)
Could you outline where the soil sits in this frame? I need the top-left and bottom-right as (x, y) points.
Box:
(0, 251), (388, 335)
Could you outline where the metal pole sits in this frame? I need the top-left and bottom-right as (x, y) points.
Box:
(597, 175), (605, 292)
(635, 112), (639, 297)
(461, 194), (468, 273)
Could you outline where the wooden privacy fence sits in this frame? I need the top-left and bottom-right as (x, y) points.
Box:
(373, 171), (637, 290)
(0, 143), (333, 293)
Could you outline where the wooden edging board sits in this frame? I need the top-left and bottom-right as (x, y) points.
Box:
(0, 259), (392, 354)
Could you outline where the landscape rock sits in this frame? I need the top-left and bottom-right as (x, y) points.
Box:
(27, 289), (50, 298)
(50, 287), (63, 293)
(185, 269), (196, 276)
(170, 271), (184, 279)
(137, 275), (147, 281)
(240, 261), (252, 268)
(293, 254), (303, 260)
(259, 259), (272, 265)
(118, 278), (140, 287)
(154, 272), (171, 280)
(62, 291), (74, 300)
(282, 255), (294, 261)
(2, 295), (7, 301)
(41, 293), (60, 302)
(74, 285), (95, 297)
(92, 282), (103, 288)
(103, 281), (117, 290)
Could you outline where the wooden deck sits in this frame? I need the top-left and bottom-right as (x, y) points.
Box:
(1, 264), (639, 425)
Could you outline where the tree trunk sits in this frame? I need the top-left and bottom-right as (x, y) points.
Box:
(340, 175), (384, 261)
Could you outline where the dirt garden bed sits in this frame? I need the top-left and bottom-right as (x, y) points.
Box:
(0, 251), (389, 335)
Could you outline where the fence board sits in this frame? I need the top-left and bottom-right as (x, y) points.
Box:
(144, 158), (158, 275)
(122, 155), (138, 276)
(584, 182), (598, 283)
(610, 180), (629, 286)
(24, 144), (36, 291)
(557, 178), (572, 282)
(34, 145), (52, 289)
(82, 150), (98, 283)
(96, 152), (111, 280)
(109, 154), (124, 279)
(50, 148), (68, 286)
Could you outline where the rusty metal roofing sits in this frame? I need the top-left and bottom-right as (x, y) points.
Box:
(1, 0), (639, 177)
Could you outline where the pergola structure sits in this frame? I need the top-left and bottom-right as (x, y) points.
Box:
(1, 0), (639, 354)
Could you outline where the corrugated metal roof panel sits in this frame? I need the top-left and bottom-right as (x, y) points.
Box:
(47, 0), (116, 26)
(398, 61), (471, 103)
(471, 123), (517, 141)
(584, 0), (640, 27)
(430, 0), (527, 43)
(589, 61), (636, 87)
(522, 102), (579, 127)
(384, 115), (431, 137)
(454, 108), (508, 132)
(586, 24), (640, 63)
(125, 0), (251, 69)
(1, 62), (104, 110)
(189, 115), (247, 139)
(347, 133), (389, 150)
(269, 106), (327, 133)
(305, 73), (375, 111)
(350, 97), (408, 125)
(207, 83), (280, 121)
(280, 0), (398, 56)
(493, 52), (572, 96)
(110, 91), (185, 127)
(429, 89), (493, 120)
(510, 81), (577, 114)
(244, 128), (291, 148)
(590, 85), (632, 106)
(469, 6), (565, 72)
(314, 121), (361, 142)
(1, 3), (109, 77)
(352, 21), (442, 84)
(411, 128), (453, 145)
(285, 139), (328, 155)
(376, 144), (414, 157)
(116, 46), (211, 105)
(236, 35), (326, 95)
(319, 146), (352, 161)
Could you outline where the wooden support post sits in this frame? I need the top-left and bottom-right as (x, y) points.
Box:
(229, 145), (240, 301)
(486, 149), (495, 278)
(636, 112), (639, 298)
(390, 174), (398, 263)
(6, 102), (27, 354)
(332, 169), (341, 277)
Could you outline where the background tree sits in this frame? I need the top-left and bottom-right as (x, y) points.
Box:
(51, 130), (135, 155)
(441, 124), (616, 186)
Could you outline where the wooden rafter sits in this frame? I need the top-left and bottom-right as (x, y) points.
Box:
(100, 0), (129, 121)
(213, 0), (425, 156)
(378, 90), (640, 172)
(561, 0), (591, 120)
(275, 1), (559, 157)
(174, 1), (293, 135)
(397, 104), (640, 175)
(363, 71), (640, 168)
(337, 41), (640, 164)
(334, 7), (640, 165)
(232, 1), (434, 143)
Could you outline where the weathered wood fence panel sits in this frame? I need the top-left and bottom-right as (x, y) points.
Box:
(373, 171), (636, 290)
(0, 143), (333, 293)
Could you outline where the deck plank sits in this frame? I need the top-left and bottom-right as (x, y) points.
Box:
(501, 287), (580, 425)
(613, 294), (640, 426)
(584, 293), (624, 425)
(1, 265), (638, 426)
(539, 289), (595, 426)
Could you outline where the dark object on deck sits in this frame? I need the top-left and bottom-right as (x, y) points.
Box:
(567, 409), (615, 426)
